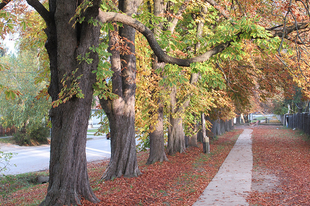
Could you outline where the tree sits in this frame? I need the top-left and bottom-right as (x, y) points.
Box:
(7, 0), (103, 204)
(98, 0), (142, 180)
(145, 0), (168, 164)
(0, 50), (50, 144)
(0, 6), (22, 99)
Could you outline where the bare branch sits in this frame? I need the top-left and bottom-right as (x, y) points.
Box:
(291, 12), (308, 45)
(275, 54), (299, 79)
(267, 22), (309, 38)
(296, 0), (310, 17)
(26, 0), (52, 24)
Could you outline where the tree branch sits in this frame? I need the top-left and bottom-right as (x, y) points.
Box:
(0, 0), (12, 10)
(267, 22), (309, 38)
(205, 0), (230, 20)
(26, 0), (52, 24)
(205, 0), (309, 40)
(98, 10), (309, 68)
(167, 0), (190, 33)
(98, 11), (231, 67)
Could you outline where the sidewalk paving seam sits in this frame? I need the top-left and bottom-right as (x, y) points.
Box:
(193, 129), (253, 206)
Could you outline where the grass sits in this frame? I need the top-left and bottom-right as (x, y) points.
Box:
(87, 129), (98, 133)
(252, 116), (266, 120)
(0, 137), (15, 144)
(0, 171), (49, 201)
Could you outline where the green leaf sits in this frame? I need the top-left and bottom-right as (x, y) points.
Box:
(108, 23), (114, 31)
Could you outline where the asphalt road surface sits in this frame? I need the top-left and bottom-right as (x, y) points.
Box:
(1, 135), (111, 176)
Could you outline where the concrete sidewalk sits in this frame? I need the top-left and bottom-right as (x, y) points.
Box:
(193, 129), (253, 206)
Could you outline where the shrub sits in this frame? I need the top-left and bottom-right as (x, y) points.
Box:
(13, 132), (31, 146)
(29, 126), (49, 144)
(13, 126), (49, 146)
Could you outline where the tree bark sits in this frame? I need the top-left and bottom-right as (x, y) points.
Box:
(146, 0), (168, 164)
(147, 104), (168, 164)
(188, 120), (198, 147)
(147, 64), (168, 164)
(220, 119), (225, 135)
(197, 129), (203, 143)
(224, 120), (229, 132)
(215, 120), (220, 135)
(236, 114), (241, 125)
(40, 1), (100, 205)
(100, 0), (142, 180)
(231, 119), (235, 130)
(202, 113), (210, 153)
(168, 116), (186, 155)
(167, 86), (186, 155)
(209, 119), (216, 137)
(182, 18), (203, 149)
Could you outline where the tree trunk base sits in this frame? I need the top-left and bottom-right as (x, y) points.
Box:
(147, 153), (168, 165)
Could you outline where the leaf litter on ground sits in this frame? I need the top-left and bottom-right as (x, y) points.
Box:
(247, 126), (310, 205)
(3, 126), (310, 206)
(1, 129), (242, 206)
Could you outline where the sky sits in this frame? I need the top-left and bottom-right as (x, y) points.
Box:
(3, 33), (18, 55)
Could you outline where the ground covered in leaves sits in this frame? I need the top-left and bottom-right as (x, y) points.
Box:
(247, 126), (310, 205)
(2, 130), (241, 206)
(3, 126), (310, 205)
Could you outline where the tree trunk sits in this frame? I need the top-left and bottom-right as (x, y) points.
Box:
(201, 113), (210, 153)
(231, 119), (235, 130)
(209, 119), (216, 137)
(146, 0), (168, 164)
(214, 119), (220, 136)
(188, 120), (198, 147)
(40, 1), (100, 205)
(168, 116), (186, 155)
(100, 0), (142, 180)
(101, 96), (141, 179)
(220, 119), (225, 134)
(167, 86), (186, 155)
(147, 104), (168, 164)
(236, 114), (241, 125)
(188, 19), (203, 148)
(225, 120), (229, 132)
(197, 129), (203, 143)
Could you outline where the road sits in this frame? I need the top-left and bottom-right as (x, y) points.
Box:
(1, 135), (111, 176)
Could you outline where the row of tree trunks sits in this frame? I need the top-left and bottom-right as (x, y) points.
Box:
(206, 118), (235, 139)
